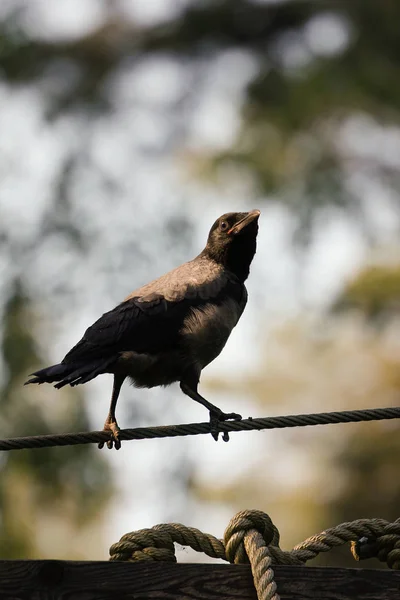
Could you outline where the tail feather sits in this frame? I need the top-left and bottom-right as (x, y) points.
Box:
(25, 363), (71, 385)
(25, 357), (117, 388)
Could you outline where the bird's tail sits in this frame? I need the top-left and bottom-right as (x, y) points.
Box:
(25, 357), (116, 389)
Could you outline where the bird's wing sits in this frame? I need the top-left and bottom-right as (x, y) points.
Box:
(63, 258), (245, 363)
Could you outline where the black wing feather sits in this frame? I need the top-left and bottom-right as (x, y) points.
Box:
(63, 295), (180, 363)
(63, 271), (244, 365)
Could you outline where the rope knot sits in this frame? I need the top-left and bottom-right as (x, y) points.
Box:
(351, 520), (400, 570)
(224, 510), (280, 564)
(109, 522), (226, 563)
(109, 525), (177, 562)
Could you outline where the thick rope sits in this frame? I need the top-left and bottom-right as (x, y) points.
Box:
(109, 509), (400, 600)
(351, 518), (400, 569)
(110, 523), (225, 563)
(0, 406), (399, 450)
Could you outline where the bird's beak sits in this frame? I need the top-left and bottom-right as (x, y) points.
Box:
(228, 209), (260, 235)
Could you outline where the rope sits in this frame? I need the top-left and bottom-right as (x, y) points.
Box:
(351, 518), (400, 569)
(109, 509), (400, 600)
(0, 405), (399, 451)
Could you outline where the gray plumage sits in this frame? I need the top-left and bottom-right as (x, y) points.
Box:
(25, 210), (260, 448)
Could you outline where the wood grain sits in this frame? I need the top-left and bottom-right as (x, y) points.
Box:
(0, 560), (398, 600)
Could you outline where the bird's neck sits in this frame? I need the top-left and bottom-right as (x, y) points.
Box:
(202, 238), (256, 283)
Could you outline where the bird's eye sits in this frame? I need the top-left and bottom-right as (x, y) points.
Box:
(220, 221), (229, 232)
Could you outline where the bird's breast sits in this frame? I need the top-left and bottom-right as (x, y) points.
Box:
(180, 297), (243, 369)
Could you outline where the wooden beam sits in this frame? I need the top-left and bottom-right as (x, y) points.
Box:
(0, 560), (398, 600)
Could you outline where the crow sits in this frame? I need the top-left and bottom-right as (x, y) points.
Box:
(25, 210), (260, 449)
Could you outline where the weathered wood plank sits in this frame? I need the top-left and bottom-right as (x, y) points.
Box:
(0, 560), (398, 600)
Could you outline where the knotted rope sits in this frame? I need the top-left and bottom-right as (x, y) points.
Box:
(109, 509), (400, 600)
(351, 518), (400, 570)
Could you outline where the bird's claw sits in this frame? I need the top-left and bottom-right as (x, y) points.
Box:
(98, 421), (121, 450)
(209, 410), (242, 442)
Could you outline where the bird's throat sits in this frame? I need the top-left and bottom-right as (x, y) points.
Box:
(204, 237), (257, 282)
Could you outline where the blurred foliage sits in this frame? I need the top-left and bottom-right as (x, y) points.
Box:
(1, 0), (400, 233)
(334, 263), (400, 321)
(0, 282), (112, 558)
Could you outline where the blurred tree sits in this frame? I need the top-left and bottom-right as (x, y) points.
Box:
(327, 262), (400, 566)
(0, 281), (112, 558)
(1, 0), (400, 236)
(334, 262), (400, 321)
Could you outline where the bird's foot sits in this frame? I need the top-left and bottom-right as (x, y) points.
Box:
(98, 420), (121, 450)
(209, 409), (242, 442)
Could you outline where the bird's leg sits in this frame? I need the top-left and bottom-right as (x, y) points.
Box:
(98, 374), (126, 450)
(180, 373), (241, 442)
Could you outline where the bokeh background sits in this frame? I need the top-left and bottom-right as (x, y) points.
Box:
(0, 0), (399, 567)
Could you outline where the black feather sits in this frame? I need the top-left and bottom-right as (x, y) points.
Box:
(26, 357), (116, 388)
(62, 276), (244, 365)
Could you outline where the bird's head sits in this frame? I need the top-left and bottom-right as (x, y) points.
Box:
(203, 210), (260, 281)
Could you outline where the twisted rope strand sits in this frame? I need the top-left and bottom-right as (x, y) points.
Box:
(0, 405), (399, 451)
(290, 518), (391, 563)
(351, 518), (400, 569)
(244, 531), (280, 600)
(109, 523), (225, 563)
